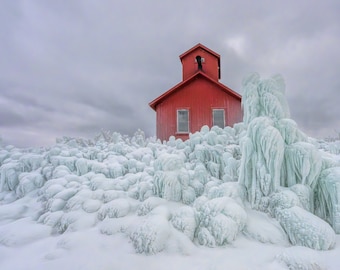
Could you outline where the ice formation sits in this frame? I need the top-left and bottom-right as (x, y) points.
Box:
(0, 74), (340, 259)
(239, 73), (339, 249)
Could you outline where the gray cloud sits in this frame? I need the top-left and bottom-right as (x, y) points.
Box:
(1, 0), (339, 147)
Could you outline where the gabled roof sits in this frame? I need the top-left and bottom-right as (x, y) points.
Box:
(179, 43), (221, 79)
(179, 43), (220, 60)
(149, 71), (241, 111)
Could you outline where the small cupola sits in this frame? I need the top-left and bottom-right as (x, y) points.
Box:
(179, 43), (221, 81)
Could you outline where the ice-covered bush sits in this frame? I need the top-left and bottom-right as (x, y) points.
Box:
(0, 162), (21, 192)
(130, 206), (172, 254)
(195, 197), (247, 246)
(239, 116), (285, 208)
(276, 206), (336, 250)
(316, 167), (340, 233)
(171, 206), (197, 240)
(97, 198), (132, 220)
(153, 154), (192, 203)
(284, 142), (322, 189)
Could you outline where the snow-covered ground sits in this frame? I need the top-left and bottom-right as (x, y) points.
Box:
(1, 74), (340, 269)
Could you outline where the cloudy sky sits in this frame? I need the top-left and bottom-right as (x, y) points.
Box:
(1, 0), (339, 147)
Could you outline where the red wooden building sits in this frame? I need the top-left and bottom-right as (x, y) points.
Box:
(149, 43), (242, 141)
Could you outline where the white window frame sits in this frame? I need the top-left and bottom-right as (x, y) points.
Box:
(177, 109), (189, 133)
(212, 109), (225, 128)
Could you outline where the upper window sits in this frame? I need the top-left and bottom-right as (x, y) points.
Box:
(177, 109), (189, 133)
(213, 109), (225, 128)
(195, 55), (204, 70)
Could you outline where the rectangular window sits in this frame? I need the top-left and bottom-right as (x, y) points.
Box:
(177, 109), (189, 133)
(213, 109), (225, 128)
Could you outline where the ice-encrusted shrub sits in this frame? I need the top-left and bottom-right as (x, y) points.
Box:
(275, 118), (307, 145)
(130, 206), (172, 254)
(134, 178), (154, 201)
(276, 206), (336, 250)
(137, 197), (167, 216)
(268, 189), (301, 218)
(16, 172), (45, 197)
(57, 211), (96, 233)
(88, 161), (109, 176)
(97, 198), (131, 220)
(207, 182), (246, 206)
(75, 158), (88, 175)
(64, 189), (93, 211)
(171, 206), (197, 240)
(52, 165), (72, 178)
(38, 210), (64, 231)
(88, 174), (115, 191)
(153, 154), (192, 203)
(107, 162), (126, 178)
(0, 162), (21, 191)
(19, 154), (44, 171)
(316, 167), (340, 233)
(0, 149), (10, 165)
(284, 142), (322, 189)
(239, 117), (285, 208)
(242, 73), (287, 126)
(195, 197), (247, 246)
(40, 182), (66, 200)
(54, 187), (78, 201)
(102, 190), (126, 203)
(222, 152), (240, 182)
(50, 156), (76, 172)
(289, 184), (313, 212)
(192, 144), (224, 178)
(193, 163), (209, 185)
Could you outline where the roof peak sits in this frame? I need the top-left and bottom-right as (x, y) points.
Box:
(179, 43), (220, 60)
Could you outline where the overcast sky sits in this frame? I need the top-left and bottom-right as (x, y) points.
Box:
(1, 0), (339, 147)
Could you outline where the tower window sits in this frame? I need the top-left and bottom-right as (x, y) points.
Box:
(212, 109), (225, 128)
(195, 55), (204, 70)
(177, 109), (189, 133)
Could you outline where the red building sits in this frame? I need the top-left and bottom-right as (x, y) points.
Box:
(149, 43), (242, 141)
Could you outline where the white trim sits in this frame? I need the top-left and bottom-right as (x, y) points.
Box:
(212, 109), (225, 128)
(177, 109), (189, 133)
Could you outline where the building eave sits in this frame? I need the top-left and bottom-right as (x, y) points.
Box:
(149, 71), (241, 111)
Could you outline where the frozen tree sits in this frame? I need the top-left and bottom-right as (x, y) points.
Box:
(239, 73), (339, 249)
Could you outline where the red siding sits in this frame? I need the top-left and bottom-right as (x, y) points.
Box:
(155, 77), (242, 141)
(181, 48), (219, 81)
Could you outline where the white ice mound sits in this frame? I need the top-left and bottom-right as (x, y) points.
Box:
(195, 197), (247, 246)
(276, 206), (336, 250)
(243, 208), (288, 245)
(130, 206), (172, 254)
